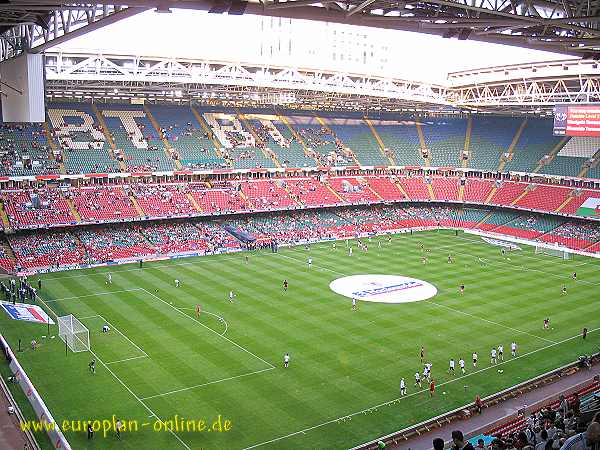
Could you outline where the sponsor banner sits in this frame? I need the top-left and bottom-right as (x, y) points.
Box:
(576, 197), (600, 217)
(1, 302), (54, 325)
(330, 274), (437, 304)
(481, 237), (521, 250)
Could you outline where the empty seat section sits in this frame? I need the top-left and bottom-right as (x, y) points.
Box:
(78, 226), (156, 263)
(374, 121), (422, 165)
(365, 176), (407, 201)
(505, 119), (563, 173)
(463, 179), (494, 203)
(189, 184), (248, 214)
(469, 117), (522, 171)
(431, 177), (459, 201)
(326, 119), (387, 166)
(286, 178), (341, 207)
(514, 185), (570, 212)
(494, 214), (562, 240)
(477, 210), (522, 231)
(543, 136), (599, 177)
(328, 177), (380, 203)
(489, 182), (527, 206)
(398, 177), (429, 201)
(538, 222), (600, 250)
(291, 118), (353, 166)
(422, 118), (465, 167)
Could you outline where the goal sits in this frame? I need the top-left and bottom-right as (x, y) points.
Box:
(58, 315), (90, 353)
(535, 245), (572, 260)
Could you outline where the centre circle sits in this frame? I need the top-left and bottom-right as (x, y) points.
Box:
(329, 274), (438, 304)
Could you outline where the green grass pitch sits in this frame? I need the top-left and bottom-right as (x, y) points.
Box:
(1, 230), (599, 450)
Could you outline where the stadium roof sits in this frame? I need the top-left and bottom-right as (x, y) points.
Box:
(1, 0), (600, 62)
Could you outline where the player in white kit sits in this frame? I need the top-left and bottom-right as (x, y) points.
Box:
(472, 352), (478, 367)
(307, 257), (312, 269)
(491, 347), (497, 364)
(400, 378), (406, 396)
(283, 353), (290, 368)
(415, 371), (421, 388)
(106, 273), (112, 285)
(449, 358), (455, 374)
(459, 358), (466, 374)
(348, 247), (353, 256)
(497, 345), (504, 361)
(511, 342), (517, 357)
(228, 290), (235, 303)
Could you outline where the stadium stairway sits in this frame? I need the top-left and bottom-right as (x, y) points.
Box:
(186, 193), (202, 213)
(42, 121), (66, 174)
(364, 118), (395, 165)
(129, 195), (147, 217)
(415, 121), (432, 166)
(237, 112), (283, 168)
(0, 202), (11, 231)
(66, 198), (81, 222)
(392, 178), (410, 199)
(143, 105), (182, 170)
(190, 107), (229, 163)
(91, 104), (126, 172)
(314, 115), (362, 166)
(277, 113), (320, 166)
(497, 118), (528, 172)
(533, 137), (570, 173)
(555, 193), (575, 213)
(462, 117), (472, 168)
(579, 149), (600, 178)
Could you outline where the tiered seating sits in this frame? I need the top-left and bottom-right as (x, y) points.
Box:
(325, 119), (387, 166)
(70, 186), (140, 222)
(560, 189), (600, 215)
(78, 227), (156, 263)
(1, 189), (75, 229)
(9, 231), (86, 269)
(0, 245), (15, 272)
(131, 183), (197, 218)
(544, 136), (599, 177)
(292, 119), (352, 166)
(538, 221), (600, 250)
(286, 178), (341, 207)
(137, 222), (209, 254)
(514, 184), (570, 212)
(477, 210), (522, 231)
(195, 221), (241, 249)
(48, 103), (119, 174)
(398, 177), (430, 201)
(240, 180), (297, 210)
(189, 184), (248, 214)
(494, 214), (562, 240)
(403, 206), (440, 227)
(374, 121), (423, 165)
(504, 119), (564, 174)
(366, 176), (407, 201)
(340, 205), (408, 233)
(261, 119), (316, 168)
(463, 178), (494, 203)
(99, 105), (174, 171)
(488, 182), (527, 206)
(148, 105), (227, 170)
(328, 177), (380, 203)
(431, 177), (460, 201)
(469, 117), (522, 171)
(453, 208), (489, 228)
(0, 122), (56, 176)
(422, 118), (465, 167)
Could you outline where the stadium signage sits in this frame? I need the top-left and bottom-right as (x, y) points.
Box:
(329, 274), (437, 303)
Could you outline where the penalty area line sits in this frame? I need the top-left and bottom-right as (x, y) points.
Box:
(241, 326), (599, 450)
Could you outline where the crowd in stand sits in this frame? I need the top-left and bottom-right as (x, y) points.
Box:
(0, 123), (55, 175)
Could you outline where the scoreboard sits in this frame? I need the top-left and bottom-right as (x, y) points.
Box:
(553, 104), (600, 136)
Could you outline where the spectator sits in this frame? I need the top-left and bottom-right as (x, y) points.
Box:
(452, 430), (475, 450)
(433, 437), (445, 450)
(535, 430), (549, 450)
(559, 422), (600, 450)
(476, 439), (486, 449)
(570, 394), (580, 417)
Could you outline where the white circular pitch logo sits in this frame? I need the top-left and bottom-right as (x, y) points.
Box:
(329, 274), (437, 304)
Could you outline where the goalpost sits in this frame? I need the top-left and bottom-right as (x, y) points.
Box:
(535, 245), (572, 260)
(58, 315), (90, 353)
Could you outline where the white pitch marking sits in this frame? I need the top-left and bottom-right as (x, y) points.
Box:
(45, 288), (144, 303)
(176, 308), (228, 336)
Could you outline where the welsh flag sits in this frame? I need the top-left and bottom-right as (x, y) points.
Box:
(576, 197), (600, 217)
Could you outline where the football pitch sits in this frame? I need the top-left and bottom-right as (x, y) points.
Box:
(1, 230), (599, 450)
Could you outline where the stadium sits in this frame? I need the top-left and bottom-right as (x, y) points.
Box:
(0, 2), (599, 450)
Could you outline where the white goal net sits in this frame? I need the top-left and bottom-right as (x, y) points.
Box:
(58, 315), (90, 353)
(535, 245), (572, 260)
